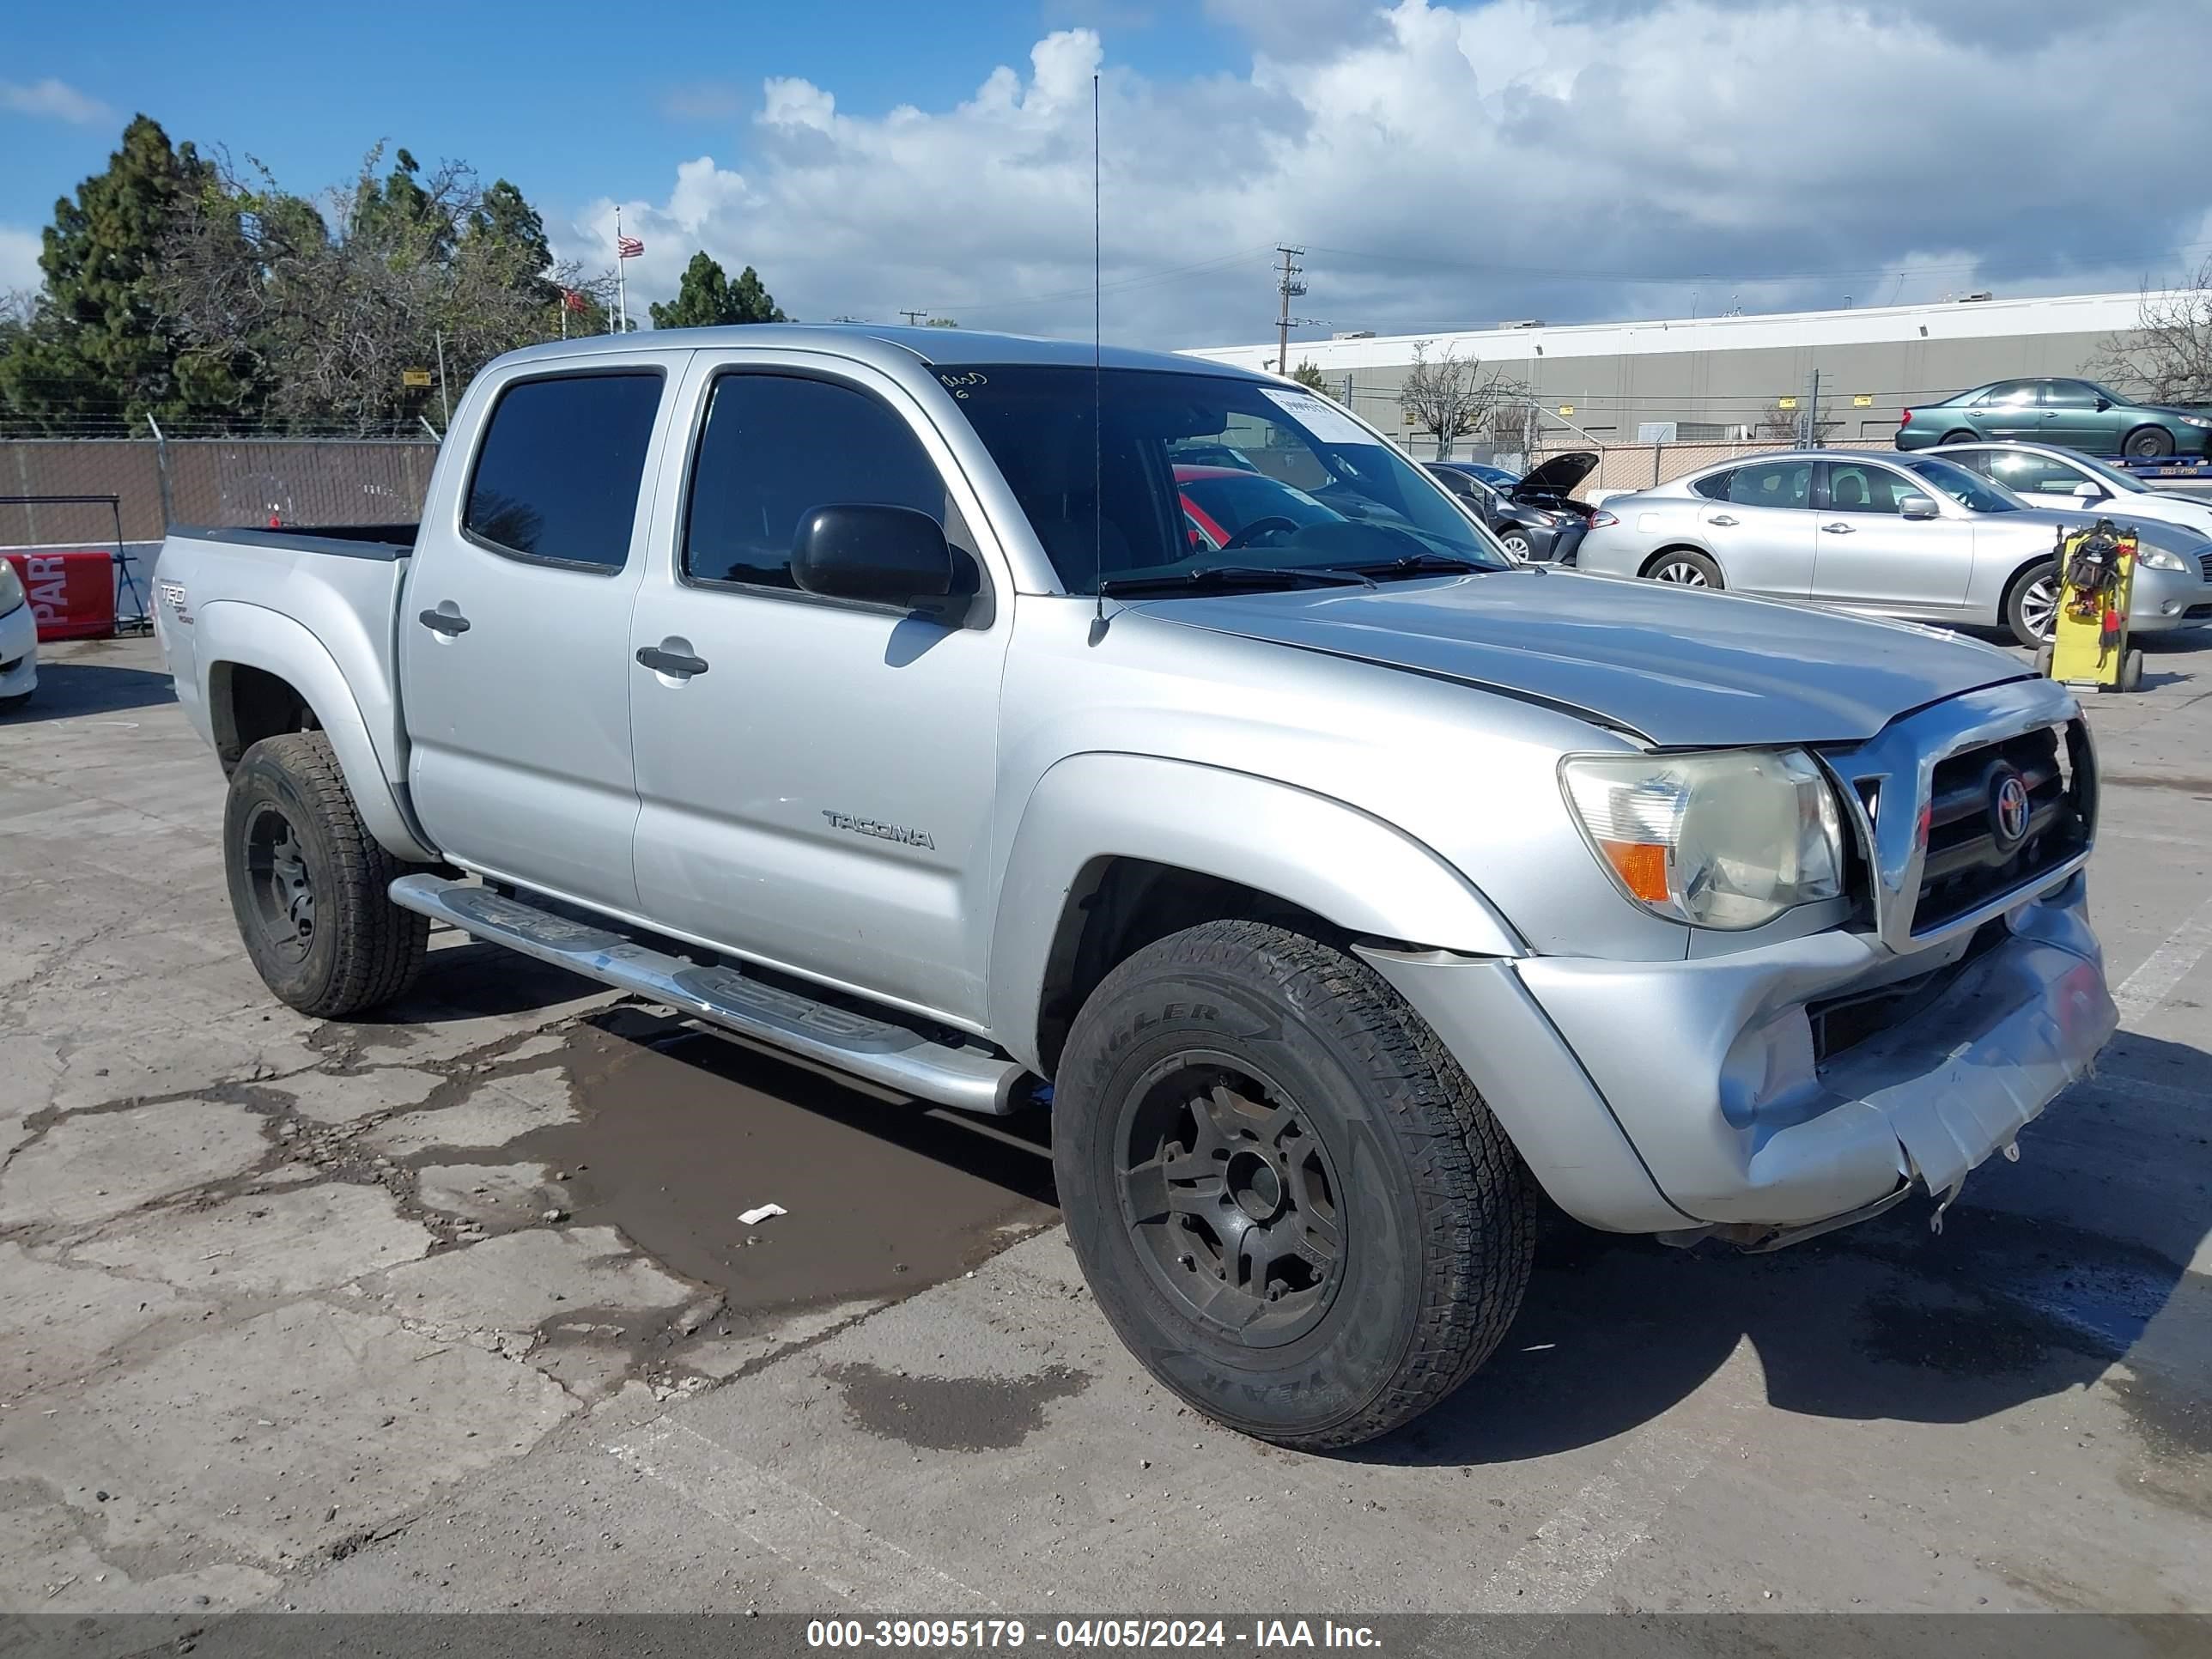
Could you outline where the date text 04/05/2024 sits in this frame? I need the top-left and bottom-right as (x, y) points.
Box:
(805, 1620), (1382, 1650)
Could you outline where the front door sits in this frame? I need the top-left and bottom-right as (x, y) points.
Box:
(627, 354), (1014, 1027)
(2039, 380), (2108, 450)
(400, 360), (685, 915)
(1808, 459), (1974, 612)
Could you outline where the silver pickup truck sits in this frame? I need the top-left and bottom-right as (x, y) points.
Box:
(153, 325), (2118, 1449)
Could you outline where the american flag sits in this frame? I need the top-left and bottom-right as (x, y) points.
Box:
(616, 234), (644, 259)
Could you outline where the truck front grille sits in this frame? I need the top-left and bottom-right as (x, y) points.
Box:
(1911, 720), (2092, 934)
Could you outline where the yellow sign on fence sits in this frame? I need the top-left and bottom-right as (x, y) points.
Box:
(1557, 404), (1575, 416)
(1777, 397), (1797, 410)
(1852, 394), (1874, 407)
(402, 368), (434, 388)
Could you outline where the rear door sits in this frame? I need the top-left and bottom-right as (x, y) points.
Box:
(1807, 459), (1974, 611)
(625, 351), (1014, 1025)
(399, 357), (687, 914)
(1693, 458), (1816, 595)
(1973, 380), (2045, 440)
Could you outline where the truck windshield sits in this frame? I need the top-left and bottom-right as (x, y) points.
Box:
(945, 365), (1510, 593)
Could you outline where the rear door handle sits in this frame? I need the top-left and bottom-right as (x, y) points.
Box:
(636, 646), (709, 678)
(417, 608), (471, 635)
(1706, 514), (1739, 526)
(1821, 522), (1856, 533)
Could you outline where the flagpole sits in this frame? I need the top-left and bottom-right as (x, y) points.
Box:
(616, 206), (628, 334)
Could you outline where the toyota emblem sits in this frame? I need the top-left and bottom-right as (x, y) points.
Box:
(1990, 771), (2031, 848)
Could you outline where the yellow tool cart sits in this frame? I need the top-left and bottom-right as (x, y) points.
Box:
(2037, 518), (2145, 693)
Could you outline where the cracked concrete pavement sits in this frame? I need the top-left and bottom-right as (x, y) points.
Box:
(1, 634), (2208, 1620)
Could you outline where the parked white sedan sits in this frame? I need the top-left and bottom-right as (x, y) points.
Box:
(1929, 441), (2212, 539)
(0, 559), (37, 713)
(1577, 448), (2212, 646)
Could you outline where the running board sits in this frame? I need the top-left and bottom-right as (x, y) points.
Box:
(387, 874), (1029, 1115)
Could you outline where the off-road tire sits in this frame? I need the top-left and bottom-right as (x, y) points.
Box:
(223, 731), (427, 1018)
(2006, 558), (2060, 648)
(1052, 919), (1534, 1450)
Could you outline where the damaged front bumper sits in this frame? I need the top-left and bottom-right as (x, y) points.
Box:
(1368, 872), (2115, 1243)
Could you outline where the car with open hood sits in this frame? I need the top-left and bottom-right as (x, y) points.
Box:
(1425, 451), (1598, 562)
(152, 327), (2115, 1451)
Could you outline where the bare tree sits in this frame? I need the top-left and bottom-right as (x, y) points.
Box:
(1396, 343), (1527, 459)
(1754, 399), (1840, 446)
(2092, 258), (2212, 405)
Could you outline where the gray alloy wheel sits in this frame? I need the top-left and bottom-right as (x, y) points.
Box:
(1649, 549), (1723, 589)
(2014, 568), (2060, 647)
(1498, 532), (1534, 559)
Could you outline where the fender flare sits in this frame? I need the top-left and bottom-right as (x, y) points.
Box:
(195, 601), (439, 864)
(985, 751), (1523, 1071)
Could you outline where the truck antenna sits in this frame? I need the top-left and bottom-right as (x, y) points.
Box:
(1090, 71), (1107, 641)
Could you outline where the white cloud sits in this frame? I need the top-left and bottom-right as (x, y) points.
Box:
(0, 77), (112, 125)
(0, 224), (42, 296)
(562, 2), (2212, 347)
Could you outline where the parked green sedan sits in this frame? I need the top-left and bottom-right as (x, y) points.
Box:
(1896, 376), (2212, 458)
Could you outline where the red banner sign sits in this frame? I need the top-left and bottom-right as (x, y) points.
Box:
(5, 550), (117, 641)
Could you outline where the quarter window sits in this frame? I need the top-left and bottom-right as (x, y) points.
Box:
(684, 374), (955, 589)
(464, 374), (663, 569)
(1690, 470), (1735, 501)
(1725, 460), (1813, 509)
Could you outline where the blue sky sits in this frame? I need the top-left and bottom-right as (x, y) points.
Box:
(7, 2), (2212, 349)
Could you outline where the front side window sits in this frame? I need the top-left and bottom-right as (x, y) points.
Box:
(1825, 464), (1923, 514)
(1725, 460), (1813, 509)
(2039, 380), (2104, 409)
(464, 374), (663, 569)
(1984, 449), (2093, 496)
(684, 374), (955, 589)
(948, 366), (1510, 592)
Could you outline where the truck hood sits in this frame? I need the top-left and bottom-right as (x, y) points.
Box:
(1138, 570), (2029, 747)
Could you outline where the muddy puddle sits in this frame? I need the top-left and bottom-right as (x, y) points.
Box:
(516, 1010), (1059, 1316)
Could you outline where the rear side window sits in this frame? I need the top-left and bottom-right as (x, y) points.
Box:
(463, 373), (664, 570)
(683, 374), (952, 589)
(1726, 460), (1813, 508)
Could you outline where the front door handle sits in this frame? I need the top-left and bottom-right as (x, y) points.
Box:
(1706, 514), (1739, 526)
(1821, 522), (1856, 533)
(418, 607), (471, 635)
(636, 646), (709, 678)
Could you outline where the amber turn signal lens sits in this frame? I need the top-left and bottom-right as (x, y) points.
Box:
(1596, 839), (1670, 903)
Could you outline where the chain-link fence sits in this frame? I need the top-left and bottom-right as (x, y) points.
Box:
(0, 436), (442, 546)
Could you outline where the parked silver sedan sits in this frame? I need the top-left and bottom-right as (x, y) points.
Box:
(1577, 448), (2212, 646)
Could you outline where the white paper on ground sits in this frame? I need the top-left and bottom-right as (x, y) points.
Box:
(737, 1203), (788, 1225)
(1259, 386), (1380, 447)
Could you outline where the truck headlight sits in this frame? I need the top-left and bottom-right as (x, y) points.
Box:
(1561, 748), (1845, 929)
(2136, 545), (2191, 573)
(0, 559), (23, 618)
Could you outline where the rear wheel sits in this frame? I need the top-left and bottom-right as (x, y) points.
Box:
(1646, 548), (1723, 589)
(2124, 426), (2175, 459)
(2006, 559), (2060, 648)
(223, 731), (428, 1018)
(2120, 647), (2145, 692)
(1052, 920), (1533, 1449)
(1941, 429), (1977, 446)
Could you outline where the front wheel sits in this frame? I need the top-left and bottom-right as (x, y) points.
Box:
(1052, 920), (1533, 1449)
(1498, 531), (1534, 560)
(1647, 549), (1723, 589)
(2124, 426), (2176, 459)
(223, 731), (428, 1018)
(2007, 559), (2060, 648)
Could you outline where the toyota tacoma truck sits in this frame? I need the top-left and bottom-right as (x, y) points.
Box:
(152, 326), (2118, 1449)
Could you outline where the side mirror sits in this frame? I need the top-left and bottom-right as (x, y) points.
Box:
(791, 504), (955, 609)
(2095, 398), (2112, 411)
(1899, 493), (1940, 520)
(2073, 480), (2106, 501)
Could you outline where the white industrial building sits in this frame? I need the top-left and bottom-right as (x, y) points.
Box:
(1182, 289), (2157, 454)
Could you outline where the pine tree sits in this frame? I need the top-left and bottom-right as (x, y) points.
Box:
(650, 252), (787, 329)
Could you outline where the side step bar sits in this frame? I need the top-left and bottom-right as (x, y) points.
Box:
(388, 874), (1030, 1115)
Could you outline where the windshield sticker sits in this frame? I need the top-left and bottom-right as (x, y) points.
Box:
(1260, 386), (1377, 447)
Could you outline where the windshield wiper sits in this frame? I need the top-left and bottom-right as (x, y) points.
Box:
(1339, 552), (1498, 580)
(1098, 563), (1376, 599)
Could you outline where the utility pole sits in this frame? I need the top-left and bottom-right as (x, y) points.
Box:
(1274, 246), (1306, 374)
(899, 309), (927, 326)
(1803, 368), (1821, 447)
